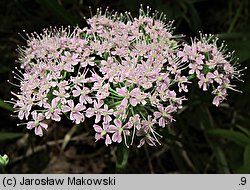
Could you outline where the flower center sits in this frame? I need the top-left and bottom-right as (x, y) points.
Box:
(101, 130), (106, 136)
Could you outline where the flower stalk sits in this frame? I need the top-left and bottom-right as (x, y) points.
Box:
(116, 143), (129, 173)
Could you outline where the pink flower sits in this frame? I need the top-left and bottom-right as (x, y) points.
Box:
(213, 70), (223, 85)
(188, 63), (203, 75)
(15, 99), (32, 120)
(85, 99), (104, 123)
(53, 88), (70, 104)
(127, 114), (141, 130)
(154, 105), (176, 127)
(198, 72), (214, 91)
(72, 86), (92, 104)
(212, 87), (227, 106)
(116, 87), (130, 106)
(93, 122), (113, 146)
(44, 98), (61, 121)
(62, 100), (85, 124)
(27, 111), (48, 136)
(109, 119), (131, 143)
(113, 104), (127, 119)
(136, 127), (157, 148)
(61, 51), (80, 66)
(100, 104), (113, 123)
(96, 83), (110, 100)
(175, 75), (189, 92)
(130, 88), (147, 106)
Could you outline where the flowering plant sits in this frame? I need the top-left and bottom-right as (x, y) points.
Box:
(10, 7), (243, 150)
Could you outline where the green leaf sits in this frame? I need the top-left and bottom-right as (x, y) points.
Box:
(0, 99), (13, 111)
(0, 132), (23, 141)
(198, 106), (230, 173)
(243, 145), (250, 173)
(236, 125), (250, 137)
(208, 129), (250, 146)
(237, 144), (250, 173)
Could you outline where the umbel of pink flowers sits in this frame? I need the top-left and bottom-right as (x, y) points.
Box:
(10, 7), (244, 147)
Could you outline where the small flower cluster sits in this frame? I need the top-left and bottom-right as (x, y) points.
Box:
(10, 7), (243, 147)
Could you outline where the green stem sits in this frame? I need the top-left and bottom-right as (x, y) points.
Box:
(227, 1), (243, 33)
(116, 143), (129, 173)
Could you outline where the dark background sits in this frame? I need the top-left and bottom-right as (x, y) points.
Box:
(0, 0), (250, 173)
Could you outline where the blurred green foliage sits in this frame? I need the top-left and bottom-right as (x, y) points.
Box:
(0, 0), (249, 173)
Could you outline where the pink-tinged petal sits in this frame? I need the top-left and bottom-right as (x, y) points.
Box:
(129, 98), (138, 106)
(79, 96), (86, 104)
(75, 103), (86, 111)
(51, 113), (61, 121)
(95, 133), (103, 141)
(67, 100), (74, 108)
(116, 87), (128, 96)
(72, 112), (83, 124)
(121, 98), (128, 106)
(212, 96), (221, 107)
(159, 117), (166, 128)
(114, 119), (122, 128)
(37, 113), (44, 121)
(112, 132), (118, 142)
(43, 102), (50, 109)
(130, 88), (140, 97)
(93, 124), (102, 133)
(93, 100), (98, 108)
(117, 135), (122, 143)
(31, 111), (38, 120)
(18, 111), (24, 120)
(52, 90), (59, 96)
(97, 100), (104, 108)
(207, 72), (215, 79)
(141, 100), (147, 105)
(102, 122), (110, 131)
(72, 53), (79, 60)
(108, 125), (118, 133)
(62, 105), (71, 112)
(103, 104), (108, 111)
(40, 122), (48, 129)
(146, 137), (157, 147)
(188, 69), (195, 75)
(123, 130), (130, 136)
(198, 80), (203, 89)
(72, 89), (80, 97)
(108, 108), (113, 114)
(137, 138), (145, 148)
(196, 57), (203, 65)
(64, 93), (70, 98)
(85, 108), (94, 118)
(85, 96), (93, 104)
(154, 111), (161, 119)
(115, 132), (123, 143)
(112, 132), (122, 143)
(95, 113), (101, 123)
(105, 134), (112, 146)
(27, 121), (35, 129)
(203, 83), (208, 91)
(35, 126), (43, 136)
(103, 115), (112, 123)
(51, 98), (58, 108)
